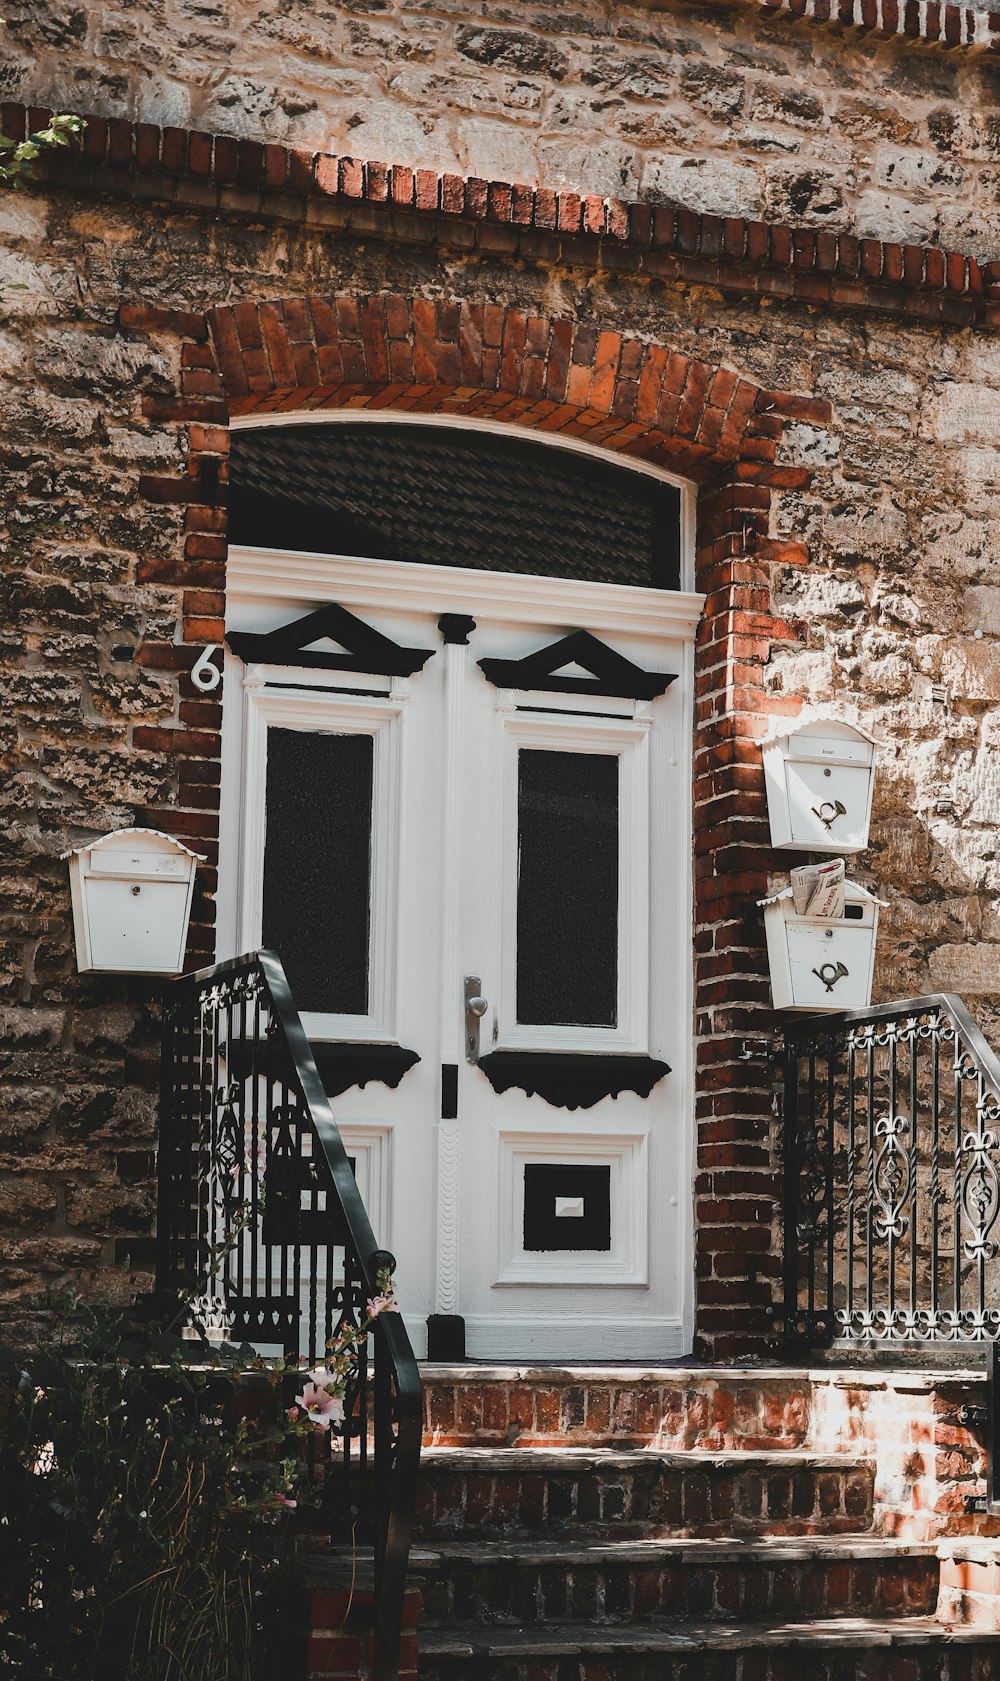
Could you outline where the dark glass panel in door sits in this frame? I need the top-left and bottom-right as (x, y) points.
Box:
(516, 749), (619, 1028)
(262, 728), (374, 1014)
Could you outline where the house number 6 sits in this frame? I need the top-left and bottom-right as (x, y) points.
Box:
(191, 645), (222, 693)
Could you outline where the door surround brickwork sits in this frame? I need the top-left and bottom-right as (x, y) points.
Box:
(125, 290), (821, 1357)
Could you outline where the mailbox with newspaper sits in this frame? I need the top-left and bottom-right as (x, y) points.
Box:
(760, 859), (886, 1012)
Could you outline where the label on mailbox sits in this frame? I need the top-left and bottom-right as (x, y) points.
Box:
(88, 850), (191, 879)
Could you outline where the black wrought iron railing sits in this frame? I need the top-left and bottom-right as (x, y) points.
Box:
(156, 950), (422, 1681)
(777, 994), (1000, 1349)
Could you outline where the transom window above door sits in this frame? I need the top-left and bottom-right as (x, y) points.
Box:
(229, 421), (685, 590)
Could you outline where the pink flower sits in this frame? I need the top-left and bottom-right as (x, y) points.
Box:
(296, 1380), (346, 1430)
(275, 1491), (297, 1509)
(286, 1405), (300, 1422)
(366, 1293), (399, 1319)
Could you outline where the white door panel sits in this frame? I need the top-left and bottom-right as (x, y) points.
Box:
(221, 558), (696, 1359)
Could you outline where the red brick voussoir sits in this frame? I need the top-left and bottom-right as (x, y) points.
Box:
(1, 102), (995, 335)
(117, 290), (821, 1354)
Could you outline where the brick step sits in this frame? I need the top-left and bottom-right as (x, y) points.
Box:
(417, 1536), (939, 1627)
(421, 1363), (984, 1451)
(414, 1446), (874, 1539)
(420, 1362), (991, 1538)
(417, 1618), (996, 1681)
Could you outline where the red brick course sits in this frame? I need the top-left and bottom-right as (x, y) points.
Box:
(3, 104), (998, 335)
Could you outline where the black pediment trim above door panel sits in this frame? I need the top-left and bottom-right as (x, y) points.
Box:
(478, 1051), (670, 1110)
(227, 603), (434, 678)
(311, 1042), (420, 1099)
(477, 630), (676, 700)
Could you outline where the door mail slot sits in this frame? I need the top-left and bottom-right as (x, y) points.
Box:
(762, 716), (879, 855)
(63, 827), (205, 975)
(759, 879), (886, 1013)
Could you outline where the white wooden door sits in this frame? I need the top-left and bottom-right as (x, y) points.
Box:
(220, 552), (699, 1359)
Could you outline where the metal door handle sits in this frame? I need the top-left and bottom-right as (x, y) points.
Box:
(465, 976), (488, 1064)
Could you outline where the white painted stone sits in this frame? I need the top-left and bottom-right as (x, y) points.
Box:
(640, 155), (763, 220)
(963, 587), (1000, 638)
(929, 944), (1000, 995)
(0, 249), (74, 315)
(855, 189), (939, 248)
(0, 195), (50, 241)
(781, 424), (840, 468)
(35, 329), (172, 390)
(875, 147), (963, 191)
(931, 383), (1000, 445)
(461, 120), (541, 186)
(537, 138), (639, 199)
(105, 427), (184, 464)
(959, 448), (1000, 491)
(140, 79), (192, 131)
(775, 571), (867, 618)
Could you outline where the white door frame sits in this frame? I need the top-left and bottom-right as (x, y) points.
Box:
(216, 416), (704, 1357)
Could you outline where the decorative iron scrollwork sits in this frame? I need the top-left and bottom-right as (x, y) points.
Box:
(156, 950), (422, 1679)
(872, 1113), (911, 1242)
(780, 994), (1000, 1349)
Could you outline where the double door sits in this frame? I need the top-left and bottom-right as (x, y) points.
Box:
(221, 553), (695, 1358)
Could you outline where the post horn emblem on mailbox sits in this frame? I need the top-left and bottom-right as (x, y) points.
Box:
(812, 798), (847, 831)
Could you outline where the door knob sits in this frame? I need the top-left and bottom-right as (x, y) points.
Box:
(464, 976), (488, 1064)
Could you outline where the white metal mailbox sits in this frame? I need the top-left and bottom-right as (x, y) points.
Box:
(762, 716), (879, 854)
(63, 828), (204, 975)
(759, 880), (886, 1013)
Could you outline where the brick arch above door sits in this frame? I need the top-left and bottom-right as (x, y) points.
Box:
(201, 293), (808, 488)
(130, 288), (823, 1358)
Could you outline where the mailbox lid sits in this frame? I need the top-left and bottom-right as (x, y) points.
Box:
(781, 731), (873, 765)
(85, 876), (191, 972)
(87, 848), (193, 881)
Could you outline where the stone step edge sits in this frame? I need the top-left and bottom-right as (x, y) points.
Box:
(420, 1536), (937, 1567)
(420, 1363), (986, 1389)
(418, 1617), (994, 1658)
(419, 1446), (874, 1471)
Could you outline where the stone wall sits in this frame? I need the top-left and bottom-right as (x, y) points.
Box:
(2, 155), (1000, 1344)
(3, 0), (1000, 1350)
(7, 0), (1000, 255)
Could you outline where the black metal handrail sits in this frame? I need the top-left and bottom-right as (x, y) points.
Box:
(155, 950), (422, 1681)
(777, 993), (1000, 1348)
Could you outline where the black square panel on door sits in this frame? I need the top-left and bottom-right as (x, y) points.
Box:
(522, 1163), (612, 1252)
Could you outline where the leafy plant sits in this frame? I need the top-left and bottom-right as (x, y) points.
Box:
(0, 111), (84, 187)
(0, 1275), (399, 1681)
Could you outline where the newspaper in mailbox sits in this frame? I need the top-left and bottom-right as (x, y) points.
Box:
(790, 857), (846, 919)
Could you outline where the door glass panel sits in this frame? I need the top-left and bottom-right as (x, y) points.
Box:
(262, 728), (374, 1014)
(516, 749), (619, 1027)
